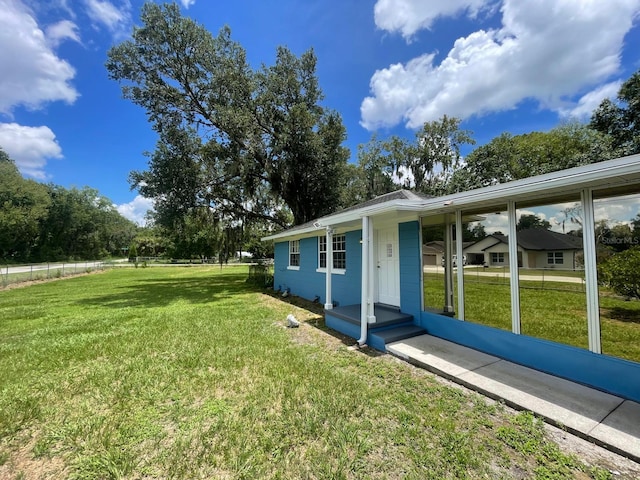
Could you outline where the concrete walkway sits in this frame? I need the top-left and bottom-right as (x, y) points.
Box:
(387, 334), (640, 461)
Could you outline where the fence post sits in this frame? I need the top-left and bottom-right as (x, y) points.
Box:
(30, 264), (33, 281)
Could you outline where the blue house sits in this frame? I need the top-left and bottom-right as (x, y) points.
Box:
(263, 154), (640, 403)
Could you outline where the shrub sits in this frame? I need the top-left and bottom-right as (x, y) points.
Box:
(599, 246), (640, 299)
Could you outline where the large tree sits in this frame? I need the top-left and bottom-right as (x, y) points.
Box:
(402, 115), (475, 195)
(340, 134), (400, 207)
(591, 70), (640, 155)
(342, 116), (474, 206)
(449, 122), (615, 192)
(107, 2), (349, 227)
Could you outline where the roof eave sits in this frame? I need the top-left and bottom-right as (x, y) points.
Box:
(262, 199), (424, 241)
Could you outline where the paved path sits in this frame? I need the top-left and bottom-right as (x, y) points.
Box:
(388, 334), (640, 461)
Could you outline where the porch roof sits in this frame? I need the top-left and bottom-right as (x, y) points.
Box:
(263, 153), (640, 242)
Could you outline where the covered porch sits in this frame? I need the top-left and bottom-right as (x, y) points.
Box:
(325, 303), (426, 351)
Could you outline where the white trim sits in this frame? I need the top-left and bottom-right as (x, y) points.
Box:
(358, 216), (370, 345)
(443, 217), (454, 313)
(316, 268), (346, 275)
(508, 201), (521, 335)
(456, 210), (465, 320)
(288, 239), (300, 268)
(582, 188), (601, 354)
(324, 228), (333, 310)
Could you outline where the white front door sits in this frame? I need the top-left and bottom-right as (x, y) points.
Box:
(376, 226), (400, 306)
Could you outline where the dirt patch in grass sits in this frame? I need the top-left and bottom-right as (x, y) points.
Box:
(0, 433), (68, 480)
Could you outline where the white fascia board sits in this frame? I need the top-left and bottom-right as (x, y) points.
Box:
(261, 199), (423, 241)
(415, 154), (640, 214)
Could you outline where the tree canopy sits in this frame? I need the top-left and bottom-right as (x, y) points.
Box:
(591, 71), (640, 155)
(449, 122), (616, 192)
(107, 2), (349, 228)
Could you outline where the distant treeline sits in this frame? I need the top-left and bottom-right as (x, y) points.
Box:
(1, 149), (138, 263)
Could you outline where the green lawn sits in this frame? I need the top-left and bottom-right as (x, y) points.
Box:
(425, 274), (640, 363)
(0, 267), (624, 479)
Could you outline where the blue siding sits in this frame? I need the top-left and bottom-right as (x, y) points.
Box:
(419, 311), (640, 402)
(398, 221), (422, 321)
(272, 230), (362, 307)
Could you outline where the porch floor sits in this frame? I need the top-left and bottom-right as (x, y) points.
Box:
(388, 334), (640, 462)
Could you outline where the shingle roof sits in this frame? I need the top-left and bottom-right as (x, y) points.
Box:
(487, 230), (583, 250)
(516, 229), (583, 250)
(329, 189), (432, 217)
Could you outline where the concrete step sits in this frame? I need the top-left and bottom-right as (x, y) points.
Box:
(371, 324), (427, 346)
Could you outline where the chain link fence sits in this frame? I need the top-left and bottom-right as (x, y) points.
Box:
(1, 261), (107, 288)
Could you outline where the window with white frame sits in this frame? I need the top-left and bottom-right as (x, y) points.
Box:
(491, 252), (505, 264)
(289, 240), (300, 267)
(547, 251), (563, 265)
(319, 234), (346, 269)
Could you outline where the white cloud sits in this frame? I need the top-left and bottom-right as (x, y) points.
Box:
(0, 123), (62, 179)
(179, 0), (196, 8)
(116, 195), (154, 226)
(0, 0), (78, 113)
(374, 0), (491, 40)
(362, 0), (640, 130)
(84, 0), (131, 36)
(558, 81), (623, 120)
(45, 19), (81, 47)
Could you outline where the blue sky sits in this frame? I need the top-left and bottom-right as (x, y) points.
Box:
(1, 0), (640, 225)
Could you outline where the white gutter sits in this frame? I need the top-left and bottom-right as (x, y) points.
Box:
(358, 216), (370, 346)
(408, 153), (640, 215)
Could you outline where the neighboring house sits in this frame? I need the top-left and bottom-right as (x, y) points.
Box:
(263, 154), (640, 403)
(465, 230), (583, 269)
(423, 241), (472, 266)
(422, 241), (444, 266)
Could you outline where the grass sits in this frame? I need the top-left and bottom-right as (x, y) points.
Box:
(424, 273), (640, 362)
(0, 266), (623, 479)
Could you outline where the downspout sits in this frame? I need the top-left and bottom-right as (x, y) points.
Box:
(358, 216), (370, 345)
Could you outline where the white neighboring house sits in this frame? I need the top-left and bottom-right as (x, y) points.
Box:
(464, 230), (583, 269)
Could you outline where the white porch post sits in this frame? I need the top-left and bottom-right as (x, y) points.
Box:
(507, 200), (521, 334)
(358, 216), (370, 345)
(324, 227), (334, 310)
(582, 188), (602, 353)
(367, 217), (376, 324)
(444, 216), (455, 313)
(455, 210), (465, 320)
